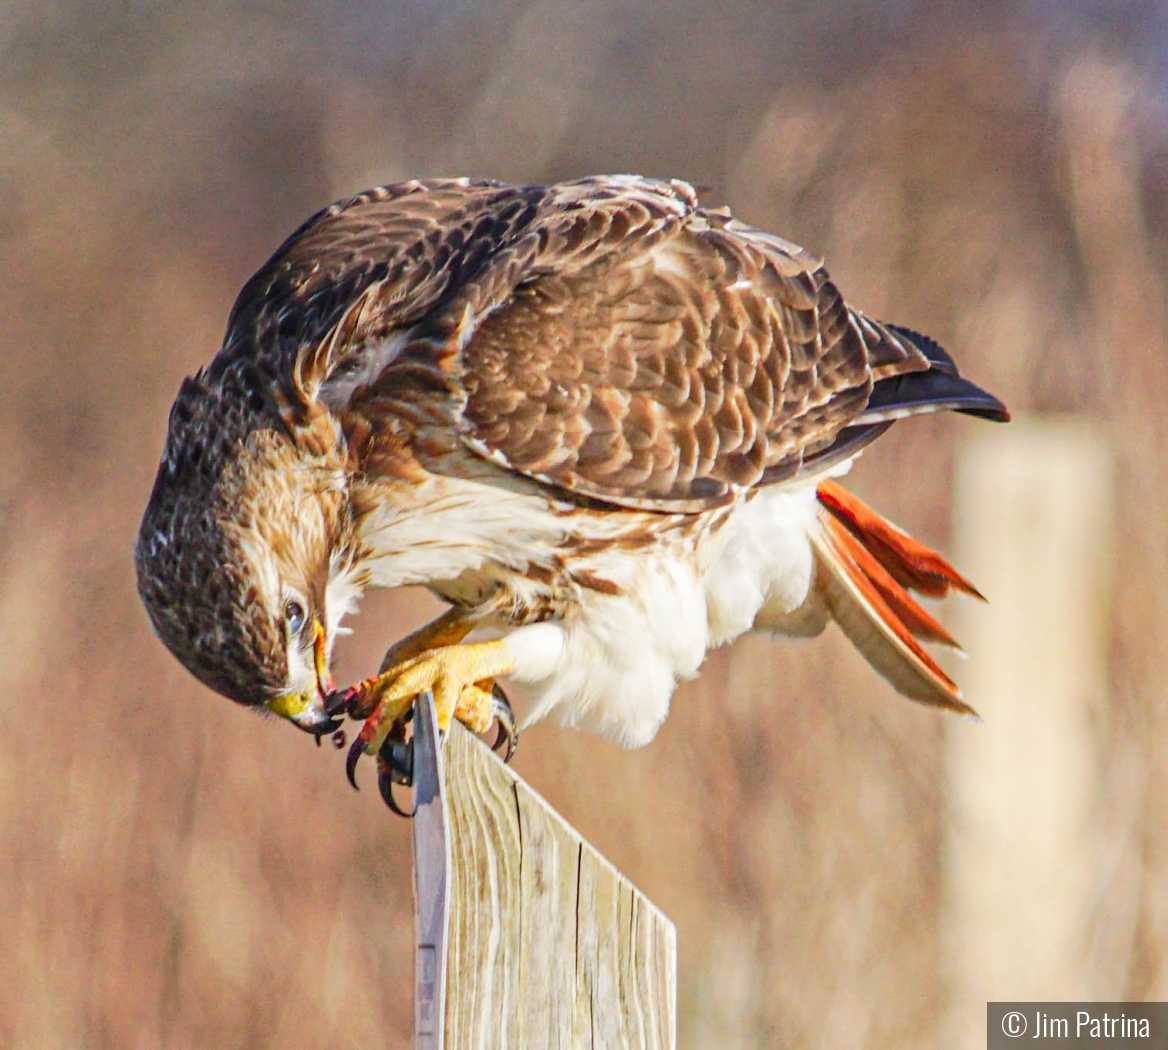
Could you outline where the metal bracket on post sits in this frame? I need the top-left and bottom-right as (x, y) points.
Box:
(412, 692), (450, 1050)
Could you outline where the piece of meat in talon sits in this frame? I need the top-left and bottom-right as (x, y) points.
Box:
(325, 683), (362, 718)
(490, 682), (519, 762)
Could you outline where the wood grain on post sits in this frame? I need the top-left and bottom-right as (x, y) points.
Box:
(427, 724), (677, 1050)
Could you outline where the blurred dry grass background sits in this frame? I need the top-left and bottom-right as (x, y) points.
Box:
(3, 1), (1167, 1046)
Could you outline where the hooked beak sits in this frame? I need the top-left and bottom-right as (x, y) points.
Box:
(265, 622), (343, 735)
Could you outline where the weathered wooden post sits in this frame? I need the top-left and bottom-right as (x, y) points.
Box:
(410, 694), (677, 1049)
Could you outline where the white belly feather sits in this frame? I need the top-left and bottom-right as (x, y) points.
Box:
(501, 483), (822, 748)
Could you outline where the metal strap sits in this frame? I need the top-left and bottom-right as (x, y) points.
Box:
(412, 693), (449, 1050)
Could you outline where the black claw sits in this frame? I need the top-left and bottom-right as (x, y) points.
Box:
(379, 734), (414, 786)
(375, 730), (414, 817)
(343, 711), (414, 804)
(341, 724), (411, 817)
(490, 682), (518, 763)
(377, 762), (415, 817)
(345, 737), (365, 790)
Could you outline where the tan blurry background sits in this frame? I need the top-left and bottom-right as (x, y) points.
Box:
(3, 1), (1166, 1047)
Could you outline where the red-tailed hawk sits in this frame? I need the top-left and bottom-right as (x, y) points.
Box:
(135, 176), (1007, 799)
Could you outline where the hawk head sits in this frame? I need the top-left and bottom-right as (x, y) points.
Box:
(135, 373), (358, 735)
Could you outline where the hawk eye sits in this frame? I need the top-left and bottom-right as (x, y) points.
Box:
(283, 600), (306, 634)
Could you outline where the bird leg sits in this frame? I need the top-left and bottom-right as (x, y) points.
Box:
(376, 606), (477, 679)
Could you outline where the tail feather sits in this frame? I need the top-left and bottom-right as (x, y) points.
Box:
(811, 480), (980, 716)
(817, 480), (984, 600)
(820, 512), (962, 649)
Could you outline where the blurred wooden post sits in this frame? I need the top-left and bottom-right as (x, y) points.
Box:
(942, 419), (1114, 1046)
(412, 707), (677, 1050)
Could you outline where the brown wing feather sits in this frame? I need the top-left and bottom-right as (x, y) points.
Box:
(210, 176), (936, 511)
(455, 198), (931, 510)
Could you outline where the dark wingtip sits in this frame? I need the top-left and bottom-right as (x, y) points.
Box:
(956, 392), (1011, 423)
(863, 371), (1011, 423)
(957, 390), (1013, 422)
(881, 323), (1011, 423)
(969, 406), (1010, 423)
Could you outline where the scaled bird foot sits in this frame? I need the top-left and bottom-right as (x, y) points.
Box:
(329, 640), (518, 808)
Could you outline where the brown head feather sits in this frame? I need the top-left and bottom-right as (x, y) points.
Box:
(135, 371), (351, 707)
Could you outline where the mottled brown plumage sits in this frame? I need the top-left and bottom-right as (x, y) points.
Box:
(135, 175), (1006, 759)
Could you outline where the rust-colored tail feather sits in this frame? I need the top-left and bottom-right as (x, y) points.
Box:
(816, 480), (985, 600)
(811, 479), (980, 716)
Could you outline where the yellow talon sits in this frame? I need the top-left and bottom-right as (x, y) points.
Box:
(354, 639), (515, 756)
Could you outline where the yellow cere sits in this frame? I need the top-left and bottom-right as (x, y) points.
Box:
(266, 692), (311, 720)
